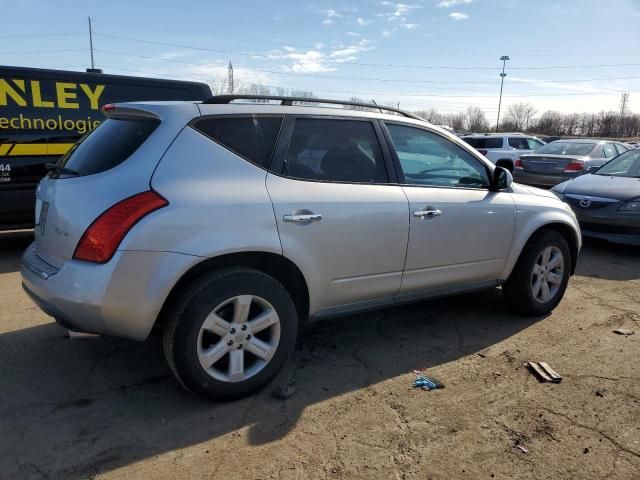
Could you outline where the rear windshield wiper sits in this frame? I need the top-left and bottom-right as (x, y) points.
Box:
(45, 162), (80, 177)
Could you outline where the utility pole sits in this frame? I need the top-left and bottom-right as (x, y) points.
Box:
(495, 55), (509, 132)
(620, 92), (629, 136)
(88, 17), (95, 70)
(227, 62), (234, 94)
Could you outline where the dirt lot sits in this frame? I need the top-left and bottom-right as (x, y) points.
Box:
(0, 231), (638, 480)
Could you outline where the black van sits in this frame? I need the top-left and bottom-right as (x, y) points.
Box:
(0, 66), (212, 230)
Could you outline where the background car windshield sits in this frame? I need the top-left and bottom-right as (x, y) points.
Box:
(534, 142), (595, 156)
(594, 150), (640, 177)
(462, 137), (502, 149)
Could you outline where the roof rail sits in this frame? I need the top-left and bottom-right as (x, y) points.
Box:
(201, 95), (425, 121)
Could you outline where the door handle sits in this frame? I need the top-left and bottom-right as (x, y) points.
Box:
(283, 213), (323, 223)
(413, 209), (442, 219)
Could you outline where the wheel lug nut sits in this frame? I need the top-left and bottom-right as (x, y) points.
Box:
(246, 334), (251, 340)
(230, 328), (236, 334)
(241, 325), (247, 331)
(227, 340), (233, 346)
(237, 344), (243, 349)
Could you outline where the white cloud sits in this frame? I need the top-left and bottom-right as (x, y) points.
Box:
(381, 29), (392, 37)
(380, 2), (421, 22)
(271, 40), (370, 73)
(437, 0), (472, 8)
(449, 12), (469, 20)
(322, 9), (341, 25)
(346, 31), (360, 36)
(187, 63), (276, 88)
(357, 17), (372, 26)
(401, 23), (419, 29)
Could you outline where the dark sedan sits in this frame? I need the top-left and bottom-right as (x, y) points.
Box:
(552, 149), (640, 246)
(514, 139), (629, 188)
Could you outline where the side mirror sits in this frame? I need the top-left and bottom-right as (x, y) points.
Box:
(492, 166), (513, 191)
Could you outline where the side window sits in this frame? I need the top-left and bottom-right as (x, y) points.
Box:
(386, 123), (490, 189)
(508, 137), (529, 150)
(615, 143), (629, 155)
(192, 116), (283, 167)
(527, 138), (544, 150)
(602, 143), (617, 159)
(283, 118), (388, 183)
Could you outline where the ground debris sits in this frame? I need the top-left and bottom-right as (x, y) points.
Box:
(613, 328), (635, 336)
(526, 361), (562, 383)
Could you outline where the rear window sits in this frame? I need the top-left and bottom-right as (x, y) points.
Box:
(192, 116), (283, 168)
(534, 141), (596, 156)
(57, 118), (158, 176)
(462, 137), (503, 149)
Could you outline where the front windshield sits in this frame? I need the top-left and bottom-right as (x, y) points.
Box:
(534, 141), (596, 156)
(594, 149), (640, 177)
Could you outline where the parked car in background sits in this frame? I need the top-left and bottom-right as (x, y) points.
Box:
(514, 139), (630, 188)
(625, 141), (640, 149)
(22, 95), (581, 400)
(552, 148), (640, 246)
(460, 133), (545, 172)
(0, 65), (212, 231)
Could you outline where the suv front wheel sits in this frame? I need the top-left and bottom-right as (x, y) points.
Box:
(163, 268), (298, 400)
(503, 230), (571, 316)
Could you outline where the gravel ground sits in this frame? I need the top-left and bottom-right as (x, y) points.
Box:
(0, 231), (638, 480)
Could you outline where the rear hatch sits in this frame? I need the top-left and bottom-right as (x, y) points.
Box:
(519, 154), (580, 174)
(34, 102), (198, 267)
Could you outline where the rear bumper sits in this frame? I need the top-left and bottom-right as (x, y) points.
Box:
(21, 243), (200, 340)
(513, 170), (579, 188)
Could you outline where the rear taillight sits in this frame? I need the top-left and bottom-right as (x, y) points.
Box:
(514, 158), (524, 169)
(477, 149), (488, 156)
(73, 191), (168, 263)
(563, 161), (583, 173)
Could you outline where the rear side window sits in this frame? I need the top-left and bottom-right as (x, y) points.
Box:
(462, 137), (503, 149)
(602, 143), (617, 159)
(192, 116), (283, 168)
(282, 118), (388, 183)
(58, 118), (158, 176)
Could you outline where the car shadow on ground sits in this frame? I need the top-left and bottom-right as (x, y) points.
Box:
(0, 230), (32, 274)
(0, 289), (543, 479)
(576, 237), (640, 281)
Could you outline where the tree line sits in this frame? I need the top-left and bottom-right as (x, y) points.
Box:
(210, 82), (638, 138)
(415, 101), (640, 138)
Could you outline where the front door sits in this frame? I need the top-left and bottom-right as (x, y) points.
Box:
(383, 122), (516, 296)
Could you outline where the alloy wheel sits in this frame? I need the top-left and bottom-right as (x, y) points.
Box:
(197, 295), (281, 382)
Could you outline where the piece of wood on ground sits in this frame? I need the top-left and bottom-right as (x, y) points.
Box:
(527, 361), (553, 382)
(538, 362), (562, 383)
(613, 328), (635, 336)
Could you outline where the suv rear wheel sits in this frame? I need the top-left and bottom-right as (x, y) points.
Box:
(502, 230), (571, 316)
(163, 268), (298, 400)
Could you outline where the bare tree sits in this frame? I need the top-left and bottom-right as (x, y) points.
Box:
(506, 102), (537, 131)
(466, 105), (489, 132)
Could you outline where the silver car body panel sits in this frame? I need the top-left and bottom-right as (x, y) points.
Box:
(266, 174), (409, 315)
(22, 101), (582, 341)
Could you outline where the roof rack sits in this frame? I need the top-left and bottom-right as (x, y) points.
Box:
(201, 95), (425, 121)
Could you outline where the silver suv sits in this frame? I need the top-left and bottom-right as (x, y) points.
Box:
(22, 96), (581, 400)
(461, 134), (545, 172)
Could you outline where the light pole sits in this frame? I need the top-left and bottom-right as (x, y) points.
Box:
(495, 55), (509, 132)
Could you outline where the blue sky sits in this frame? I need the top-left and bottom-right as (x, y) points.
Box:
(2, 0), (640, 121)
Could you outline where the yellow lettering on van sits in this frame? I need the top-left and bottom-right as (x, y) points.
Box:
(55, 82), (79, 109)
(79, 84), (105, 110)
(0, 79), (27, 107)
(30, 80), (54, 108)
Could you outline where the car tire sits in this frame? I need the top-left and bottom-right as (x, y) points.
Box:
(502, 230), (571, 316)
(163, 268), (298, 401)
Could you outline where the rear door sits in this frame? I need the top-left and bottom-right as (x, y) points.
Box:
(266, 116), (409, 314)
(383, 122), (516, 295)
